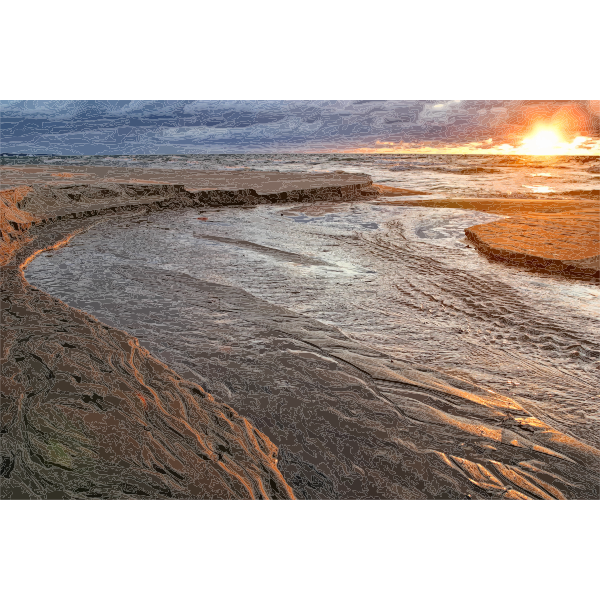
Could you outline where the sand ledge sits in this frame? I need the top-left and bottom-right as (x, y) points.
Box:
(375, 196), (600, 281)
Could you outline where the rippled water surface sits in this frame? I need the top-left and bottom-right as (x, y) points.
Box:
(26, 196), (600, 449)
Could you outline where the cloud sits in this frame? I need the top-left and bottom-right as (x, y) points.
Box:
(1, 100), (598, 154)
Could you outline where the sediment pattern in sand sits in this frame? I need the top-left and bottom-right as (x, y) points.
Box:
(4, 174), (600, 499)
(1, 229), (294, 499)
(22, 201), (600, 499)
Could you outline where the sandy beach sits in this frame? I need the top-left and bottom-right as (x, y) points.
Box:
(1, 171), (374, 499)
(376, 196), (599, 279)
(2, 168), (599, 499)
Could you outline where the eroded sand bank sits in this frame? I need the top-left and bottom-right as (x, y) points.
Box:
(0, 165), (376, 190)
(376, 197), (600, 279)
(3, 175), (599, 499)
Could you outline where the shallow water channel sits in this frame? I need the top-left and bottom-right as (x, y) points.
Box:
(25, 200), (600, 452)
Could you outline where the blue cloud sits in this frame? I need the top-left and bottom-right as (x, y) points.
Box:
(1, 100), (598, 154)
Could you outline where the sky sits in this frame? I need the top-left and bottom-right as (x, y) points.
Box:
(1, 100), (599, 155)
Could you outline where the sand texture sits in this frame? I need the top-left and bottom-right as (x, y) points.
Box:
(109, 265), (599, 499)
(2, 180), (599, 499)
(1, 223), (295, 499)
(1, 165), (375, 189)
(376, 197), (600, 279)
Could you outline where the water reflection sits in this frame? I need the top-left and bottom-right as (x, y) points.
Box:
(25, 201), (600, 449)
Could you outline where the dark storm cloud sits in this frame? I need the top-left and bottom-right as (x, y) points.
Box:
(1, 100), (598, 154)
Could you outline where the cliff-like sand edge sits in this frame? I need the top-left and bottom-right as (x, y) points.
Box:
(465, 210), (599, 279)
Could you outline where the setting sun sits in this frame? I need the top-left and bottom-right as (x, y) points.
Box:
(519, 128), (563, 155)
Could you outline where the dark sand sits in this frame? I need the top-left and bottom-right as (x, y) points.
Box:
(2, 175), (599, 499)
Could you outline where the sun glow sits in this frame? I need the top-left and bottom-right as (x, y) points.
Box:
(518, 128), (563, 155)
(348, 129), (600, 156)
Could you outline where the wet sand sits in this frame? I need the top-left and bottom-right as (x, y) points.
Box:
(0, 172), (600, 499)
(1, 219), (295, 499)
(21, 224), (600, 499)
(376, 196), (600, 279)
(0, 173), (376, 499)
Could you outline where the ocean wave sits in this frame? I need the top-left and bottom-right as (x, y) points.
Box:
(389, 165), (501, 174)
(214, 167), (254, 171)
(448, 167), (504, 175)
(483, 156), (525, 167)
(389, 161), (444, 170)
(575, 156), (599, 164)
(486, 157), (569, 169)
(494, 192), (540, 200)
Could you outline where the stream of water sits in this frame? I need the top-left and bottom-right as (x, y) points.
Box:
(25, 192), (600, 450)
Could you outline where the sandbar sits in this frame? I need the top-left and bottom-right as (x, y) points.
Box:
(375, 196), (600, 279)
(0, 165), (371, 195)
